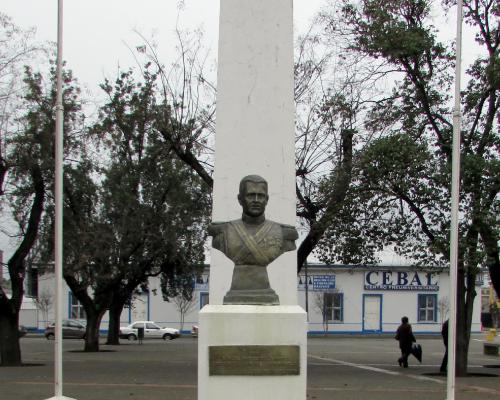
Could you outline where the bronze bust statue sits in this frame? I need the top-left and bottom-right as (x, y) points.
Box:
(208, 175), (298, 305)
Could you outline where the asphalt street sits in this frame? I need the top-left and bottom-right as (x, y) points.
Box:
(0, 335), (498, 400)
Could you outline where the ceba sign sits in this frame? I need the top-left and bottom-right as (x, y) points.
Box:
(364, 271), (439, 291)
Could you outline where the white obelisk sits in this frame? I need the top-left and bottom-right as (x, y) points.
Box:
(209, 0), (297, 306)
(198, 1), (306, 399)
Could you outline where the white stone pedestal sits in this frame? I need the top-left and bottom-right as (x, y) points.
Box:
(198, 305), (307, 400)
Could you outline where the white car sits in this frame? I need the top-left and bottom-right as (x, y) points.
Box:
(119, 321), (180, 341)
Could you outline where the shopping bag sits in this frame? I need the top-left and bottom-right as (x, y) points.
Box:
(411, 343), (422, 363)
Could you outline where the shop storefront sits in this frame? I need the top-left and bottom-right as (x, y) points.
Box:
(298, 264), (482, 334)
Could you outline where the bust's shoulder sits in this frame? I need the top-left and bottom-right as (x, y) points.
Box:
(208, 220), (242, 235)
(278, 222), (297, 230)
(279, 223), (299, 240)
(208, 221), (228, 236)
(262, 220), (298, 239)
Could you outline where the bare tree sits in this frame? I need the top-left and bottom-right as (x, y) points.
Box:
(0, 13), (46, 195)
(133, 20), (393, 274)
(172, 293), (197, 333)
(130, 26), (216, 189)
(312, 291), (329, 335)
(294, 22), (393, 270)
(438, 296), (449, 324)
(34, 288), (53, 328)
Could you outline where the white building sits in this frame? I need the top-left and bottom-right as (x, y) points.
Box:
(27, 263), (482, 335)
(298, 264), (482, 334)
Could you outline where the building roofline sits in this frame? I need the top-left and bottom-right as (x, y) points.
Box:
(200, 263), (450, 272)
(300, 263), (450, 272)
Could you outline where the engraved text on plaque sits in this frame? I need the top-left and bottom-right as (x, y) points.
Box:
(209, 345), (300, 376)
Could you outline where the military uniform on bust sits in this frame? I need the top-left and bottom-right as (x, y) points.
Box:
(208, 175), (298, 305)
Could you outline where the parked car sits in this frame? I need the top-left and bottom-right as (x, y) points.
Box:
(191, 325), (198, 338)
(45, 319), (86, 340)
(119, 321), (180, 341)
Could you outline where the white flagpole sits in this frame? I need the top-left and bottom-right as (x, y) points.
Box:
(447, 0), (464, 399)
(46, 0), (76, 399)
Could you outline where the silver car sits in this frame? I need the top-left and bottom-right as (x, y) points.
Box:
(119, 321), (180, 341)
(45, 319), (86, 340)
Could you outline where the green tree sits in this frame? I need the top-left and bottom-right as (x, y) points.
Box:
(0, 63), (82, 365)
(61, 160), (111, 352)
(318, 0), (499, 375)
(62, 67), (209, 350)
(0, 18), (47, 352)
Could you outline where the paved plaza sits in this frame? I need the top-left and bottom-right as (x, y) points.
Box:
(0, 335), (498, 400)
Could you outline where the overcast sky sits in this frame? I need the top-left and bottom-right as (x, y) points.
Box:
(1, 0), (326, 99)
(0, 1), (480, 267)
(0, 0), (327, 264)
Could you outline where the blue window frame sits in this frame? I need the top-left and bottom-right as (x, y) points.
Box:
(324, 292), (343, 322)
(69, 292), (86, 319)
(418, 294), (437, 322)
(200, 292), (209, 309)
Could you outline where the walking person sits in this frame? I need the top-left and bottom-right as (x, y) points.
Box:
(440, 319), (449, 373)
(395, 316), (416, 368)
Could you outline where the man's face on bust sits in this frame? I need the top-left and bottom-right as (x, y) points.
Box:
(238, 181), (269, 217)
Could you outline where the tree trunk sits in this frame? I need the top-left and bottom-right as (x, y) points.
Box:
(487, 256), (500, 299)
(454, 266), (476, 376)
(0, 165), (44, 366)
(84, 310), (104, 352)
(455, 270), (467, 376)
(180, 312), (185, 333)
(477, 222), (500, 298)
(106, 300), (125, 345)
(63, 276), (113, 352)
(0, 312), (21, 366)
(297, 224), (323, 273)
(297, 129), (354, 273)
(0, 157), (8, 196)
(159, 128), (214, 189)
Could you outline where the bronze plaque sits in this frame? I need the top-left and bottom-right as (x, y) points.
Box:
(209, 345), (300, 376)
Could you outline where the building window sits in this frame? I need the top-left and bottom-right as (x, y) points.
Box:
(70, 293), (85, 319)
(418, 294), (437, 322)
(25, 267), (38, 298)
(200, 292), (209, 308)
(324, 292), (343, 322)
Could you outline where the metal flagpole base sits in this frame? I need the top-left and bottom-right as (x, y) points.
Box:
(44, 396), (78, 400)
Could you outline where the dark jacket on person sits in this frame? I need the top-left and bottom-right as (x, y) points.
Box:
(441, 320), (449, 347)
(395, 322), (416, 352)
